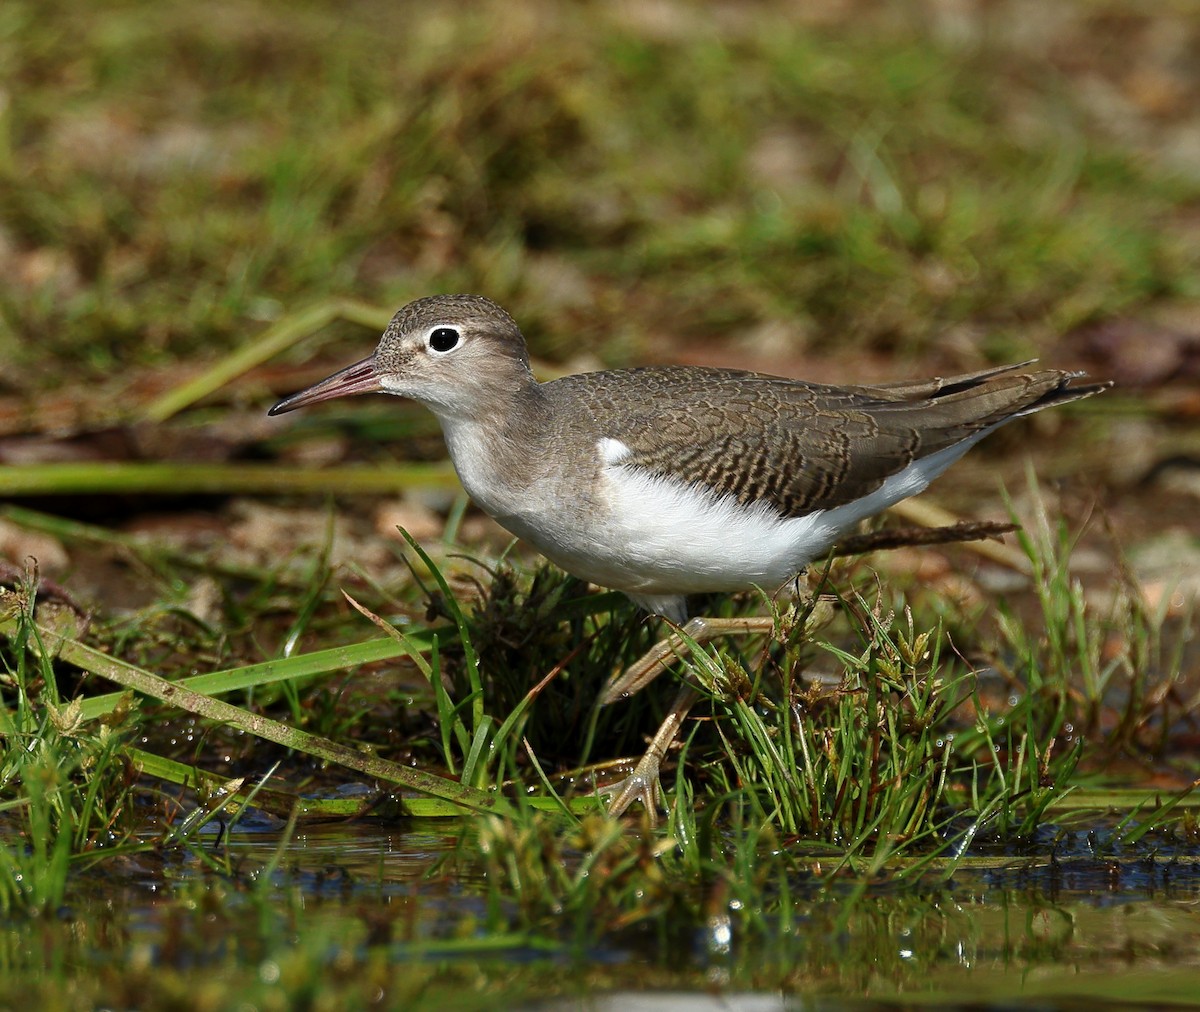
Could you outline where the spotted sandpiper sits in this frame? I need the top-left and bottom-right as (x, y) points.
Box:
(269, 294), (1109, 815)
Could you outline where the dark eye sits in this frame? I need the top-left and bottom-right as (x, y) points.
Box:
(429, 327), (460, 352)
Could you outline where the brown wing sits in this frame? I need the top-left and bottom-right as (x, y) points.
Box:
(563, 364), (1107, 519)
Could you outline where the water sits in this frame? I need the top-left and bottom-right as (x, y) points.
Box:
(5, 818), (1199, 1007)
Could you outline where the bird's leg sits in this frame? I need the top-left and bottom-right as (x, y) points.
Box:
(598, 615), (776, 820)
(599, 616), (777, 704)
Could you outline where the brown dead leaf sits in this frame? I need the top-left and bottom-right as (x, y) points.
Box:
(0, 519), (69, 573)
(1068, 317), (1200, 386)
(374, 499), (444, 543)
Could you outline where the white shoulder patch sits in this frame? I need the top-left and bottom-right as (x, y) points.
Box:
(597, 437), (633, 465)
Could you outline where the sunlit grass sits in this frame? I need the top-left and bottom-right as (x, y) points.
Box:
(6, 475), (1194, 905)
(0, 580), (145, 916)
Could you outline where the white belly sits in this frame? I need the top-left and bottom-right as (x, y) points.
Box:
(517, 433), (990, 596)
(442, 422), (988, 601)
(532, 466), (831, 596)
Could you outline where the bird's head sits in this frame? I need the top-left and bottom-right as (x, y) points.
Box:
(268, 294), (533, 421)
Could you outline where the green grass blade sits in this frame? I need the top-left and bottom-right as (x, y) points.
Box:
(79, 634), (435, 721)
(396, 527), (485, 734)
(0, 608), (511, 816)
(143, 298), (394, 423)
(0, 461), (457, 496)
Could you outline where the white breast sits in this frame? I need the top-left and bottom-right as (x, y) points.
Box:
(438, 416), (542, 523)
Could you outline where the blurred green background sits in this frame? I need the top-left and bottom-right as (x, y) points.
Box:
(3, 0), (1197, 386)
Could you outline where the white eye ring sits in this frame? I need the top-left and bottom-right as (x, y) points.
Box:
(427, 326), (461, 354)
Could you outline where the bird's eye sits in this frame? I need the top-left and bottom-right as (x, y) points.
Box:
(429, 327), (460, 353)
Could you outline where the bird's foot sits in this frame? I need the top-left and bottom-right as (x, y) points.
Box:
(596, 758), (661, 822)
(598, 684), (700, 823)
(596, 614), (777, 822)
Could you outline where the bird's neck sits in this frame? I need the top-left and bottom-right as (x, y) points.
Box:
(430, 376), (554, 511)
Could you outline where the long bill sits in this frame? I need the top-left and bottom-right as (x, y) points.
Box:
(268, 356), (383, 415)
